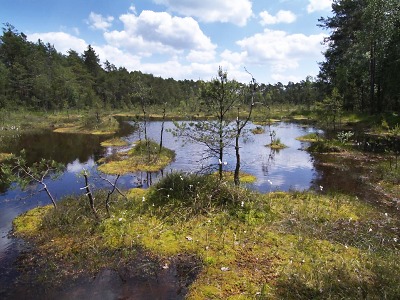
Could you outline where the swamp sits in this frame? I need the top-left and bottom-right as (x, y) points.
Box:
(0, 114), (399, 299)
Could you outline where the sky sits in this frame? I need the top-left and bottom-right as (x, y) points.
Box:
(0, 0), (333, 84)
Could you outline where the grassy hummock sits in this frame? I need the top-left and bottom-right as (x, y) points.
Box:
(98, 139), (175, 175)
(266, 138), (288, 150)
(13, 172), (400, 299)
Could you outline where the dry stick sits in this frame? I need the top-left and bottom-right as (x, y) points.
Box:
(20, 164), (58, 208)
(83, 171), (99, 219)
(100, 174), (125, 217)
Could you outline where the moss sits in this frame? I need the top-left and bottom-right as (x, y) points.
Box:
(266, 141), (288, 150)
(250, 126), (265, 135)
(100, 137), (129, 147)
(210, 171), (257, 184)
(13, 205), (53, 238)
(296, 132), (321, 142)
(98, 140), (175, 175)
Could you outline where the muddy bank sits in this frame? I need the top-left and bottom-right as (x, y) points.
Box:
(312, 151), (400, 214)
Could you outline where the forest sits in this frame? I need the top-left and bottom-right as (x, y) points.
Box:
(0, 1), (398, 115)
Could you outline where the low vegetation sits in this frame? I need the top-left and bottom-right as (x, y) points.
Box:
(97, 139), (175, 175)
(266, 137), (287, 150)
(13, 172), (400, 299)
(100, 137), (129, 147)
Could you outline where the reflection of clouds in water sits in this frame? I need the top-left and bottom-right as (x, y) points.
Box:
(67, 158), (96, 173)
(259, 174), (285, 187)
(273, 152), (312, 170)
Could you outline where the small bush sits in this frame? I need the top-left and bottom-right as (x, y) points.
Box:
(147, 172), (256, 215)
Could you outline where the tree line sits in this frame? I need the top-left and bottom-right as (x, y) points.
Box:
(2, 0), (400, 116)
(0, 23), (322, 113)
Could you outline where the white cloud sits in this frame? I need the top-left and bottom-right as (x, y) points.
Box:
(28, 32), (87, 54)
(153, 0), (252, 26)
(94, 44), (141, 70)
(259, 10), (297, 25)
(87, 12), (114, 31)
(236, 29), (324, 63)
(186, 50), (215, 63)
(104, 10), (216, 56)
(307, 0), (332, 13)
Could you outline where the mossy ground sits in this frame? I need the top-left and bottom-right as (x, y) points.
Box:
(266, 141), (288, 150)
(13, 173), (400, 299)
(251, 126), (266, 135)
(100, 137), (129, 147)
(97, 140), (175, 175)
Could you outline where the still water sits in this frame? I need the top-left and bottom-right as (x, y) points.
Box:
(0, 120), (319, 298)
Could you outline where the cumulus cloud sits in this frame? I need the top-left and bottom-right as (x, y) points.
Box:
(104, 10), (216, 56)
(236, 29), (324, 65)
(87, 12), (114, 31)
(218, 29), (326, 82)
(307, 0), (332, 13)
(153, 0), (252, 26)
(259, 10), (297, 25)
(28, 32), (87, 54)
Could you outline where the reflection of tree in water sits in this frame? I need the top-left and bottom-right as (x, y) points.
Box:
(261, 148), (281, 175)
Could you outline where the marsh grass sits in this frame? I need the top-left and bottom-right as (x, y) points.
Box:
(13, 173), (400, 299)
(0, 152), (13, 162)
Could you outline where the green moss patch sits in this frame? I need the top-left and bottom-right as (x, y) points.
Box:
(100, 137), (129, 147)
(98, 140), (175, 175)
(296, 132), (321, 142)
(251, 126), (265, 135)
(211, 171), (257, 184)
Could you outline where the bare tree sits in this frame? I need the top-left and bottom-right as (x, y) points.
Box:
(234, 69), (257, 185)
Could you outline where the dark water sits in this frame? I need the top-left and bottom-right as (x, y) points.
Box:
(0, 120), (321, 299)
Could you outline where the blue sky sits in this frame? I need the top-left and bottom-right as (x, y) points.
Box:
(1, 0), (333, 84)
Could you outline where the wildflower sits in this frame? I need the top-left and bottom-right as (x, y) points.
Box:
(394, 237), (398, 243)
(368, 228), (372, 232)
(167, 194), (170, 198)
(319, 185), (323, 191)
(142, 196), (146, 202)
(241, 201), (244, 207)
(180, 176), (184, 181)
(118, 218), (123, 222)
(384, 212), (388, 217)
